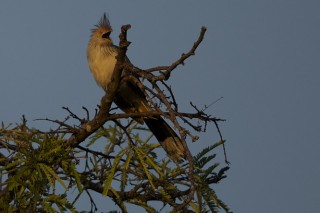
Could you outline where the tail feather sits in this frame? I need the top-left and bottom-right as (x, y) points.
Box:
(115, 78), (186, 162)
(144, 118), (185, 162)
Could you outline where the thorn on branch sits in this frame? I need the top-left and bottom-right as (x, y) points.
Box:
(62, 107), (84, 123)
(82, 106), (90, 120)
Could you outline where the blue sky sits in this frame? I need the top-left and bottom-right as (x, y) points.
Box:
(1, 1), (319, 212)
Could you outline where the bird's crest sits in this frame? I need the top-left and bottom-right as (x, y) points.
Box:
(91, 13), (112, 33)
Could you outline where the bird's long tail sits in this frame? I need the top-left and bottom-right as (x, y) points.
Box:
(144, 117), (185, 162)
(114, 78), (186, 162)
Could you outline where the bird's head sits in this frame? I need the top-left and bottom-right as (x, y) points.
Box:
(89, 13), (113, 46)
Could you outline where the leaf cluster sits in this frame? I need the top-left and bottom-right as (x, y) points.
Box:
(0, 120), (79, 212)
(0, 119), (230, 212)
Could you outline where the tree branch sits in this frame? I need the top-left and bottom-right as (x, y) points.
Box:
(123, 26), (207, 83)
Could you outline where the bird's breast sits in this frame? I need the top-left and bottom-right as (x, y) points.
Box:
(88, 47), (117, 91)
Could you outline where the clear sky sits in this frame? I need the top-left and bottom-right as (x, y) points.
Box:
(1, 1), (319, 212)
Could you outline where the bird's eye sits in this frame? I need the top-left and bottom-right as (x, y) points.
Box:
(102, 32), (111, 39)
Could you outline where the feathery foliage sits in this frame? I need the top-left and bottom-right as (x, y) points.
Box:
(0, 117), (230, 212)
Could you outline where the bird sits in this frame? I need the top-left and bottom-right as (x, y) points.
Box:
(87, 14), (186, 162)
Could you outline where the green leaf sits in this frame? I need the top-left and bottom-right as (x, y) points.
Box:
(70, 163), (83, 193)
(193, 141), (225, 162)
(134, 147), (155, 190)
(38, 163), (55, 188)
(38, 163), (67, 190)
(102, 149), (126, 196)
(189, 201), (200, 213)
(121, 152), (132, 191)
(128, 199), (157, 213)
(142, 150), (164, 178)
(110, 187), (127, 212)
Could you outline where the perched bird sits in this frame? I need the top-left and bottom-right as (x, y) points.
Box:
(87, 14), (186, 162)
